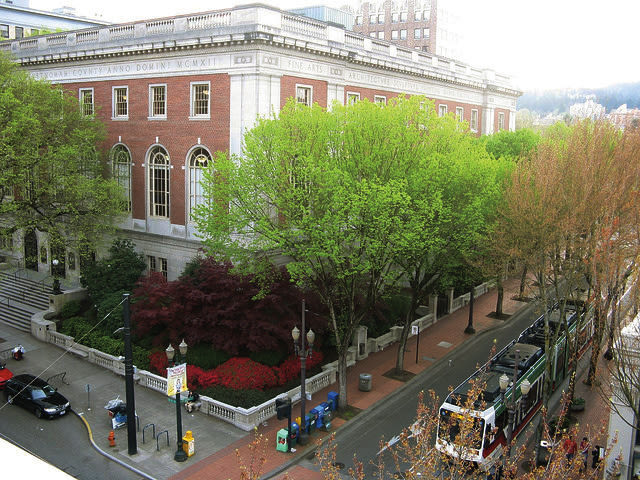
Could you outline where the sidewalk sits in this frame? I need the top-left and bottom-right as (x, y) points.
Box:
(0, 277), (612, 480)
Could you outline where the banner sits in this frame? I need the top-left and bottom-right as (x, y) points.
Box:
(167, 363), (188, 397)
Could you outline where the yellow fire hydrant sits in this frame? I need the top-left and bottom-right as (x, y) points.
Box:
(182, 430), (195, 457)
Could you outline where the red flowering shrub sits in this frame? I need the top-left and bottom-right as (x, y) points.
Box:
(148, 351), (168, 376)
(214, 357), (280, 390)
(148, 349), (325, 392)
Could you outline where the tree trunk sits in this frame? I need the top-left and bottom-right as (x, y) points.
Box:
(519, 265), (528, 299)
(395, 294), (419, 372)
(495, 275), (504, 317)
(586, 306), (604, 386)
(337, 349), (348, 410)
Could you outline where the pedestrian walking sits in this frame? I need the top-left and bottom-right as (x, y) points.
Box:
(580, 436), (589, 472)
(564, 435), (577, 466)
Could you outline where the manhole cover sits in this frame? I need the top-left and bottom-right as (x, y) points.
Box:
(437, 341), (453, 348)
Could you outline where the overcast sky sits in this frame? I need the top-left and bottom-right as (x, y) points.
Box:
(30, 0), (640, 91)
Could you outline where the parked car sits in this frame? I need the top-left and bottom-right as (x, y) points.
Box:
(0, 362), (13, 389)
(5, 374), (70, 418)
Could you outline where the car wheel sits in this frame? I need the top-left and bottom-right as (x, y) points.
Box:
(7, 394), (13, 404)
(35, 408), (43, 418)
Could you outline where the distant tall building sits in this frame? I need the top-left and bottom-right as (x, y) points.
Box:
(352, 0), (462, 58)
(569, 98), (605, 120)
(0, 0), (109, 40)
(289, 5), (355, 30)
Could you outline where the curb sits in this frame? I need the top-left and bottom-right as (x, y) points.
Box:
(73, 410), (157, 480)
(261, 299), (541, 479)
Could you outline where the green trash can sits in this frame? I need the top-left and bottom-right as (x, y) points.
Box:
(276, 428), (289, 452)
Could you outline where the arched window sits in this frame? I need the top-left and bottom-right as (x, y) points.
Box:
(188, 147), (211, 220)
(110, 144), (132, 211)
(148, 146), (170, 218)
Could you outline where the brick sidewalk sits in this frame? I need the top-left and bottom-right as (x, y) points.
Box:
(172, 277), (530, 480)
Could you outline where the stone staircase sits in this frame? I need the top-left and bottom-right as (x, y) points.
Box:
(0, 270), (53, 332)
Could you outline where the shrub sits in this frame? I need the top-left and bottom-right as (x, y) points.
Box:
(60, 316), (92, 339)
(200, 385), (274, 409)
(59, 300), (83, 320)
(187, 344), (230, 370)
(214, 357), (280, 390)
(249, 350), (286, 367)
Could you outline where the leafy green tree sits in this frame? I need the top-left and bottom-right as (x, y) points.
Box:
(0, 53), (124, 252)
(482, 128), (540, 162)
(195, 96), (435, 408)
(390, 110), (511, 371)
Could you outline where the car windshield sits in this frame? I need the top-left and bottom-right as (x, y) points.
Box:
(31, 385), (55, 399)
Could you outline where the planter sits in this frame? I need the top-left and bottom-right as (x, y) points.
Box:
(570, 398), (586, 412)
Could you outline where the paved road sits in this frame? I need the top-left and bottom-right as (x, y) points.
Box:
(0, 400), (140, 479)
(304, 301), (543, 478)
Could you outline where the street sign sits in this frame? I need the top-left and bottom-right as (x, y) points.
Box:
(167, 363), (188, 397)
(412, 325), (419, 335)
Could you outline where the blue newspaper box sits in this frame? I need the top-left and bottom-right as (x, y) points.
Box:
(327, 391), (339, 411)
(289, 422), (299, 447)
(305, 412), (316, 434)
(320, 402), (332, 431)
(311, 406), (324, 429)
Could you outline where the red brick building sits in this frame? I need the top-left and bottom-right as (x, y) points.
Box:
(1, 4), (520, 280)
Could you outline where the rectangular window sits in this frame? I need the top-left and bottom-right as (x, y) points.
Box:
(15, 26), (23, 39)
(355, 16), (362, 25)
(296, 85), (312, 107)
(30, 28), (39, 36)
(400, 29), (407, 40)
(149, 84), (167, 118)
(190, 82), (210, 118)
(400, 11), (407, 21)
(374, 95), (387, 105)
(147, 255), (156, 273)
(0, 25), (8, 39)
(424, 28), (430, 38)
(392, 12), (399, 23)
(378, 31), (384, 39)
(369, 32), (376, 37)
(414, 28), (421, 39)
(346, 92), (360, 104)
(471, 109), (479, 132)
(423, 10), (430, 20)
(439, 104), (448, 117)
(79, 88), (94, 116)
(160, 257), (168, 279)
(456, 106), (464, 122)
(369, 14), (376, 24)
(392, 30), (398, 40)
(112, 86), (128, 119)
(498, 112), (505, 130)
(378, 14), (385, 23)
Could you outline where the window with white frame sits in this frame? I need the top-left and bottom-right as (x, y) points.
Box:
(400, 11), (407, 21)
(149, 84), (166, 118)
(147, 255), (156, 273)
(112, 87), (128, 119)
(346, 92), (360, 104)
(79, 88), (94, 116)
(438, 104), (448, 117)
(424, 27), (430, 38)
(378, 31), (384, 39)
(374, 95), (387, 105)
(400, 29), (407, 40)
(392, 12), (398, 22)
(456, 107), (464, 123)
(369, 32), (376, 37)
(296, 85), (312, 107)
(0, 25), (9, 39)
(498, 112), (505, 130)
(471, 109), (479, 132)
(188, 147), (211, 219)
(110, 144), (132, 212)
(355, 15), (362, 25)
(414, 28), (421, 39)
(190, 82), (210, 118)
(378, 13), (385, 23)
(369, 14), (376, 24)
(392, 30), (398, 40)
(160, 257), (168, 279)
(148, 146), (170, 218)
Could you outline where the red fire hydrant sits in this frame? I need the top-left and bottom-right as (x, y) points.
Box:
(108, 431), (116, 447)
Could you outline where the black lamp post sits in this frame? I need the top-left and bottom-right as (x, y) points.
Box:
(51, 258), (62, 294)
(292, 299), (315, 446)
(166, 339), (188, 462)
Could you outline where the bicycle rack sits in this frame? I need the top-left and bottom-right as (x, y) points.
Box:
(156, 430), (169, 451)
(142, 423), (156, 444)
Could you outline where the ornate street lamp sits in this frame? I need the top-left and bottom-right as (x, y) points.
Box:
(51, 258), (62, 294)
(292, 299), (315, 446)
(166, 339), (188, 462)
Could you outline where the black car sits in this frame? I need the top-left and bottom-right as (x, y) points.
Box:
(5, 374), (70, 418)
